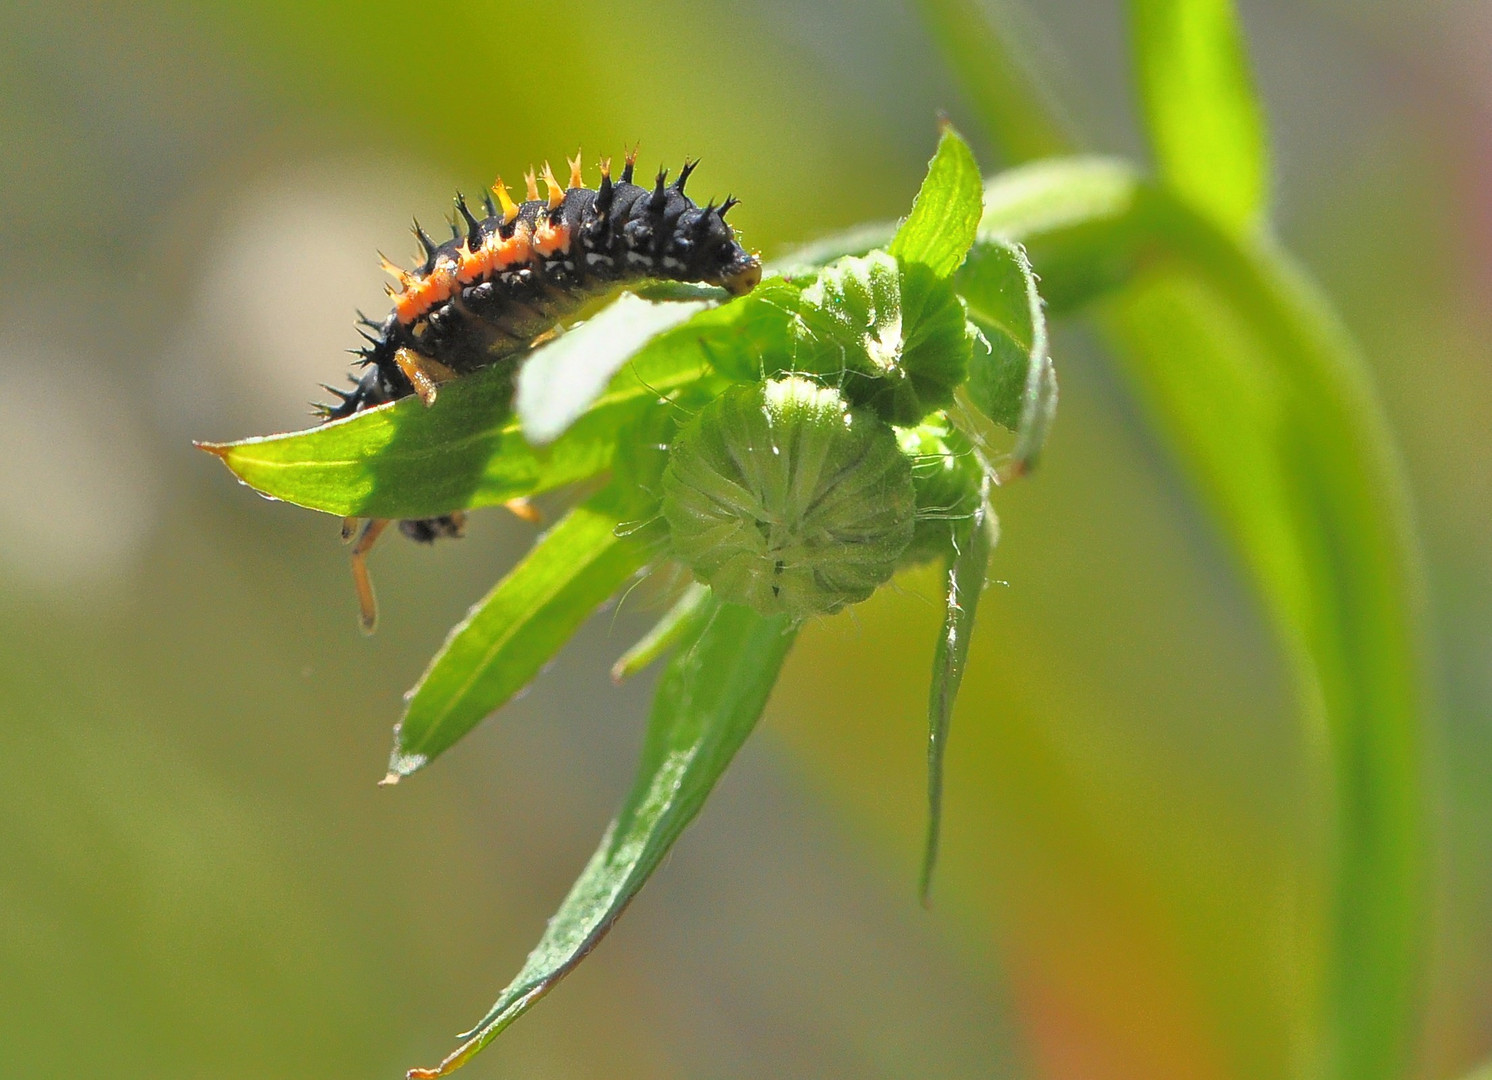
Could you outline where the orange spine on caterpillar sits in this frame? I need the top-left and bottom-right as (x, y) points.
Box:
(318, 148), (763, 632)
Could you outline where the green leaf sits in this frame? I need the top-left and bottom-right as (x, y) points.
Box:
(920, 482), (996, 902)
(516, 292), (711, 445)
(391, 403), (678, 777)
(610, 581), (713, 684)
(386, 484), (663, 779)
(889, 124), (985, 280)
(662, 277), (807, 384)
(407, 599), (797, 1078)
(972, 157), (1427, 1080)
(1129, 0), (1269, 231)
(199, 322), (718, 521)
(955, 238), (1057, 473)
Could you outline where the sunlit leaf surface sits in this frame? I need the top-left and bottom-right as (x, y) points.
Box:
(955, 239), (1056, 472)
(387, 486), (664, 779)
(408, 600), (796, 1078)
(200, 313), (721, 521)
(889, 124), (985, 279)
(516, 292), (712, 445)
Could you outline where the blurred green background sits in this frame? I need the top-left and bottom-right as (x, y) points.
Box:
(1, 1), (1488, 1077)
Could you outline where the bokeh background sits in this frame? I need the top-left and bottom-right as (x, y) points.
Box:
(1, 1), (1489, 1077)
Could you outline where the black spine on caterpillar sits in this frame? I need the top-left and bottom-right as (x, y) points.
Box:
(316, 153), (761, 426)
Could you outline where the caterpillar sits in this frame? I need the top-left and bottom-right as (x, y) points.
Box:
(318, 148), (763, 631)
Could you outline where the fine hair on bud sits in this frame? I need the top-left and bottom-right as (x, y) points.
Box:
(896, 421), (986, 566)
(787, 251), (972, 427)
(661, 377), (916, 620)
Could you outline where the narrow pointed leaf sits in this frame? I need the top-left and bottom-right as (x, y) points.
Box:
(921, 485), (997, 902)
(610, 581), (712, 684)
(1129, 0), (1268, 230)
(389, 485), (663, 779)
(408, 600), (796, 1077)
(889, 125), (985, 279)
(517, 292), (711, 445)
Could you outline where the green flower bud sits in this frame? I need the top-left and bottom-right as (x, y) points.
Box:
(791, 252), (972, 427)
(662, 377), (916, 620)
(897, 421), (985, 566)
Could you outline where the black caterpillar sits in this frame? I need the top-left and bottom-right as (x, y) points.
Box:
(319, 149), (762, 630)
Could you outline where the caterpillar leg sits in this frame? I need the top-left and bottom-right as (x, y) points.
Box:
(393, 347), (459, 407)
(348, 518), (392, 634)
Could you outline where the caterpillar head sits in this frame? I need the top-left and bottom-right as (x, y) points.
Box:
(662, 377), (915, 620)
(677, 201), (761, 296)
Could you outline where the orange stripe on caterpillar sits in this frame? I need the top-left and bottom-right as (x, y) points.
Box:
(532, 220), (571, 258)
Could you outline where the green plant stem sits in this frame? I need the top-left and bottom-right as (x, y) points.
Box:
(913, 0), (1071, 164)
(984, 160), (1428, 1080)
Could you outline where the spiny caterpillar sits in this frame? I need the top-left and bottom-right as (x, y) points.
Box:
(320, 148), (762, 631)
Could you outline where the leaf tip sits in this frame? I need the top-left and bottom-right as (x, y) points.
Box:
(192, 439), (230, 460)
(385, 750), (428, 782)
(918, 828), (940, 907)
